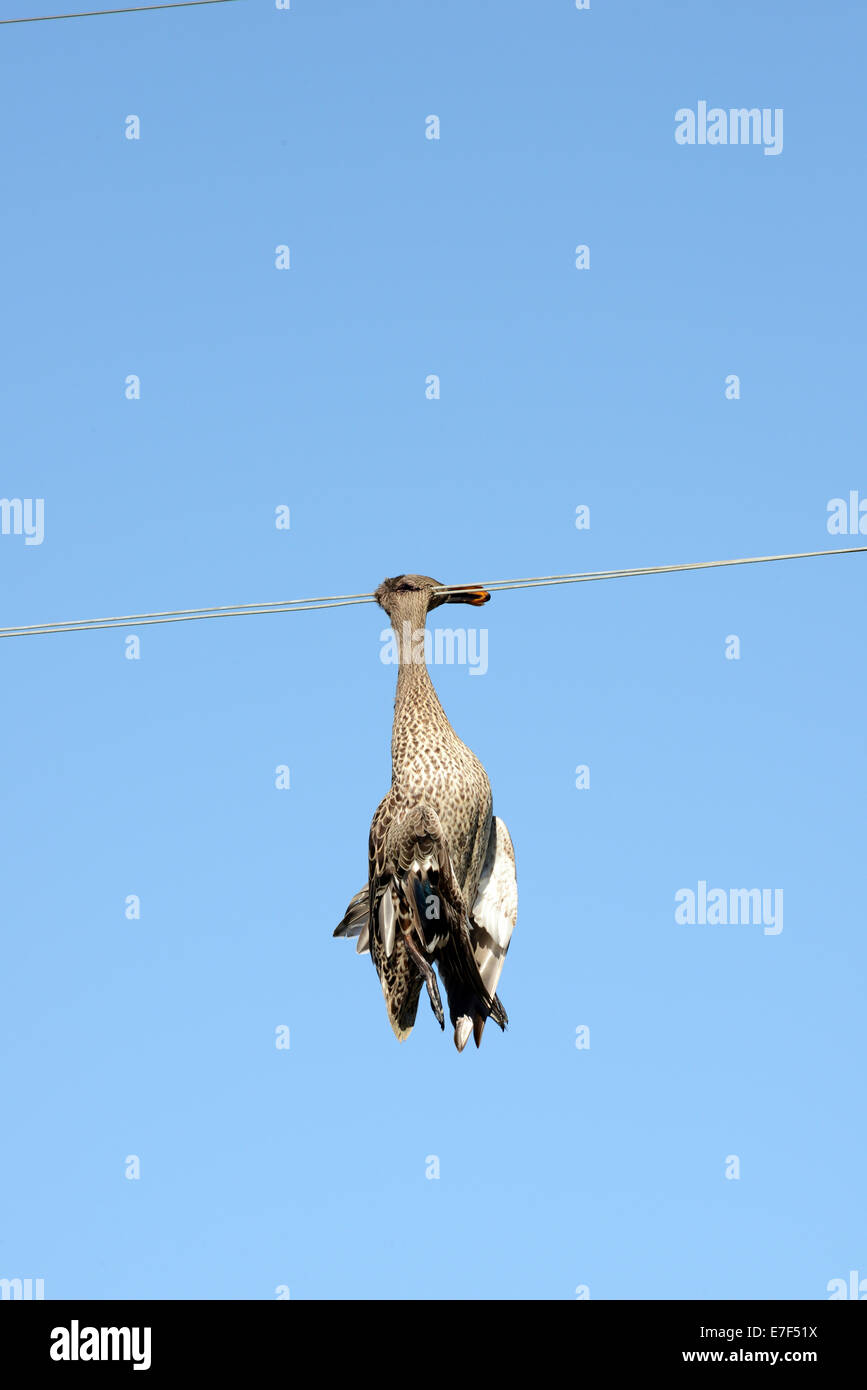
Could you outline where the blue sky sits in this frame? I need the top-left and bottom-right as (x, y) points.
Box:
(1, 0), (864, 1299)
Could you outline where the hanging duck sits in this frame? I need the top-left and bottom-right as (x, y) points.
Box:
(334, 574), (518, 1051)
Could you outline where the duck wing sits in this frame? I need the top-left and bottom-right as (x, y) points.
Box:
(469, 816), (517, 1046)
(373, 804), (507, 1051)
(334, 886), (370, 955)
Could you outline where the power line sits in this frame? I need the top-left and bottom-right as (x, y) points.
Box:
(459, 546), (867, 595)
(0, 0), (239, 25)
(0, 594), (376, 640)
(1, 546), (864, 642)
(5, 588), (377, 635)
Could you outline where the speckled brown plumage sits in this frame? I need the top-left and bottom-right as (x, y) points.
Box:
(334, 574), (518, 1051)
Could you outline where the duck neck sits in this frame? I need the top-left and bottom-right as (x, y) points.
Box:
(389, 597), (447, 734)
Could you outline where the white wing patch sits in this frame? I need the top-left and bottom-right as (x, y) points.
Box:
(470, 816), (517, 1001)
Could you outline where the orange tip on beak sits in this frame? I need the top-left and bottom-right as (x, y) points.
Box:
(446, 584), (490, 606)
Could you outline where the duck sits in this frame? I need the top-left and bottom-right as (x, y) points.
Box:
(334, 574), (517, 1051)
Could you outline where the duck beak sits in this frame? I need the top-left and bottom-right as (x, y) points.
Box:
(443, 584), (490, 606)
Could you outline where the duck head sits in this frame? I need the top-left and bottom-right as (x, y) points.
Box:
(374, 574), (491, 617)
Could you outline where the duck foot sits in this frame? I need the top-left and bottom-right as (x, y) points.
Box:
(404, 933), (444, 1029)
